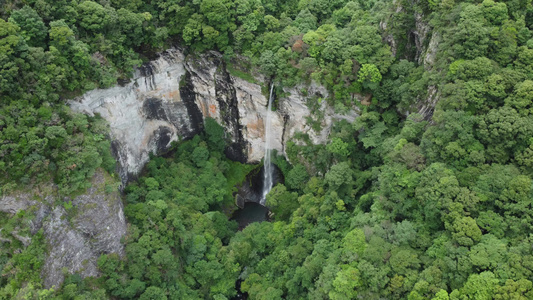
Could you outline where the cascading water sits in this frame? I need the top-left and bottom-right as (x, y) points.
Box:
(260, 84), (275, 205)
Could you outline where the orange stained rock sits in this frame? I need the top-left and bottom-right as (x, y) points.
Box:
(247, 118), (264, 137)
(209, 104), (216, 116)
(165, 90), (180, 99)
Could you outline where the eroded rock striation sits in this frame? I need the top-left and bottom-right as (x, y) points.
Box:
(0, 170), (127, 288)
(70, 48), (359, 184)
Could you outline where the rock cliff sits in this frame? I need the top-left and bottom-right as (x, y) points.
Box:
(0, 170), (127, 289)
(70, 48), (359, 184)
(379, 1), (441, 120)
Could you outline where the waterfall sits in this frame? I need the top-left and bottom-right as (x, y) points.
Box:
(261, 84), (275, 205)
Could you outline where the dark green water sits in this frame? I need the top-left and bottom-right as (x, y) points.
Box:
(231, 202), (269, 230)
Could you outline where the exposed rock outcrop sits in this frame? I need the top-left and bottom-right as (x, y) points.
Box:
(414, 12), (432, 65)
(70, 50), (191, 183)
(423, 32), (440, 70)
(0, 170), (127, 289)
(413, 85), (440, 121)
(70, 48), (359, 184)
(0, 193), (38, 215)
(379, 1), (441, 120)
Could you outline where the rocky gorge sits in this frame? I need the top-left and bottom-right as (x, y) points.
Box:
(0, 48), (362, 290)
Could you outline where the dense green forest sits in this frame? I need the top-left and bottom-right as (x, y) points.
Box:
(1, 0), (533, 299)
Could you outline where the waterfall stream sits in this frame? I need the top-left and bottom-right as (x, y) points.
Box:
(260, 85), (275, 205)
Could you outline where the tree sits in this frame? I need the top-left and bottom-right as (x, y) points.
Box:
(468, 234), (507, 272)
(448, 217), (482, 247)
(505, 80), (533, 116)
(285, 164), (309, 191)
(0, 19), (25, 96)
(183, 14), (204, 47)
(353, 111), (389, 150)
(293, 9), (318, 33)
(326, 137), (351, 160)
(497, 175), (533, 235)
(139, 286), (167, 300)
(8, 6), (47, 47)
(431, 289), (450, 300)
(204, 117), (226, 153)
(76, 1), (109, 34)
(478, 106), (533, 163)
(265, 184), (299, 220)
(476, 211), (506, 238)
(494, 279), (533, 299)
(192, 146), (210, 167)
(117, 8), (149, 47)
(325, 162), (353, 196)
(454, 271), (498, 300)
(343, 228), (366, 257)
(358, 63), (382, 90)
(264, 15), (280, 30)
(329, 265), (361, 300)
(481, 0), (508, 25)
(199, 0), (236, 50)
(420, 110), (482, 167)
(258, 50), (278, 76)
(449, 4), (490, 59)
(49, 20), (75, 48)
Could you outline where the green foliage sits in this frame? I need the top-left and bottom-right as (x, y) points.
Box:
(3, 0), (533, 298)
(326, 137), (351, 159)
(8, 6), (46, 47)
(1, 229), (46, 291)
(98, 136), (242, 299)
(226, 63), (258, 84)
(285, 164), (309, 191)
(0, 104), (117, 194)
(265, 184), (298, 220)
(358, 63), (383, 90)
(204, 117), (226, 153)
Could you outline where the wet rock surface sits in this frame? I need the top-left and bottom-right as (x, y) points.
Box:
(236, 164), (284, 205)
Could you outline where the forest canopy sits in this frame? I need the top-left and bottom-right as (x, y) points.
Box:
(1, 0), (533, 299)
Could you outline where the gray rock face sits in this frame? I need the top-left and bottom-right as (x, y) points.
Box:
(423, 32), (440, 70)
(41, 206), (99, 287)
(42, 171), (126, 288)
(414, 12), (432, 65)
(70, 49), (191, 184)
(0, 193), (38, 215)
(0, 170), (127, 289)
(70, 48), (360, 184)
(416, 85), (440, 121)
(379, 1), (441, 120)
(380, 19), (397, 57)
